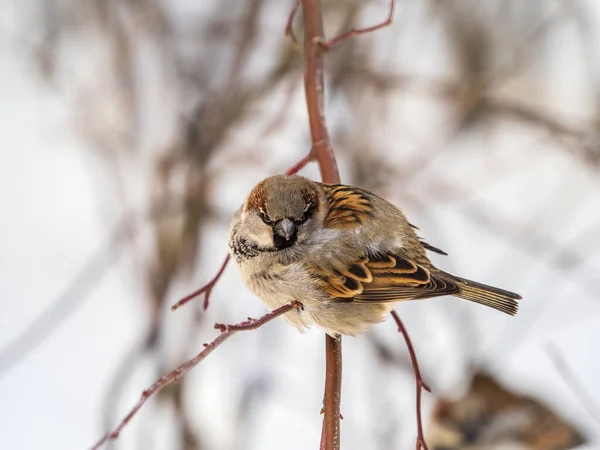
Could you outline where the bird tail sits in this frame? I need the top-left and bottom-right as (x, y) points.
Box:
(449, 275), (521, 315)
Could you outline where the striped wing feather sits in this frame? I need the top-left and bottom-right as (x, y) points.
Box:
(321, 184), (374, 229)
(313, 252), (461, 303)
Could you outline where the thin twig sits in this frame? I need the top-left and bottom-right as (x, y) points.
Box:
(285, 152), (314, 175)
(390, 311), (431, 450)
(171, 255), (231, 311)
(90, 302), (300, 450)
(321, 0), (395, 49)
(285, 0), (302, 47)
(319, 335), (343, 450)
(300, 1), (343, 449)
(301, 0), (338, 184)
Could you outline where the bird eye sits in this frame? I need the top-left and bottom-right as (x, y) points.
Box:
(296, 212), (309, 225)
(259, 211), (274, 225)
(297, 203), (312, 224)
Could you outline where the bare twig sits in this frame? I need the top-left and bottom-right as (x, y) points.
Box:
(299, 1), (344, 449)
(319, 335), (343, 450)
(321, 0), (395, 49)
(171, 255), (231, 311)
(390, 311), (431, 450)
(285, 153), (314, 175)
(285, 0), (302, 47)
(301, 0), (338, 184)
(90, 302), (300, 450)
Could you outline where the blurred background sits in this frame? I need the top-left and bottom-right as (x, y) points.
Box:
(1, 0), (599, 449)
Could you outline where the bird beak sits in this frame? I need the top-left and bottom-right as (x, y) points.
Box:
(275, 218), (297, 241)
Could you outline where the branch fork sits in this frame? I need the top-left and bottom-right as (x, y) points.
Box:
(286, 0), (395, 50)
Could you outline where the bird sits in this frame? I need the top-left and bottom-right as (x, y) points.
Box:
(228, 175), (521, 337)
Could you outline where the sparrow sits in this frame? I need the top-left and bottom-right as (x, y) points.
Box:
(228, 175), (521, 336)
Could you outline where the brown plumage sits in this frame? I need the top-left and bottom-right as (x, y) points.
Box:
(311, 250), (519, 316)
(229, 175), (521, 336)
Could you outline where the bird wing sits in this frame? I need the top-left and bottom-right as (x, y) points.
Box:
(313, 183), (458, 302)
(308, 251), (461, 303)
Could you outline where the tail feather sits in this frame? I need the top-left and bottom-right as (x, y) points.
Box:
(451, 275), (521, 315)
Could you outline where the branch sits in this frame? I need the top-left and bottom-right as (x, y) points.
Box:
(298, 6), (428, 449)
(171, 254), (231, 311)
(390, 311), (431, 450)
(285, 153), (314, 175)
(321, 0), (395, 49)
(299, 1), (344, 449)
(90, 302), (300, 450)
(319, 335), (343, 450)
(301, 0), (339, 185)
(284, 0), (301, 47)
(286, 0), (396, 50)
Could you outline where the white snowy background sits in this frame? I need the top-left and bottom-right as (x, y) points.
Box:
(1, 1), (600, 449)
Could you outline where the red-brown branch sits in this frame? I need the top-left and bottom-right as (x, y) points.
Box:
(321, 0), (396, 49)
(171, 254), (231, 311)
(284, 0), (301, 46)
(90, 302), (299, 450)
(285, 152), (314, 175)
(301, 0), (338, 185)
(391, 310), (431, 450)
(299, 1), (342, 449)
(319, 335), (342, 450)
